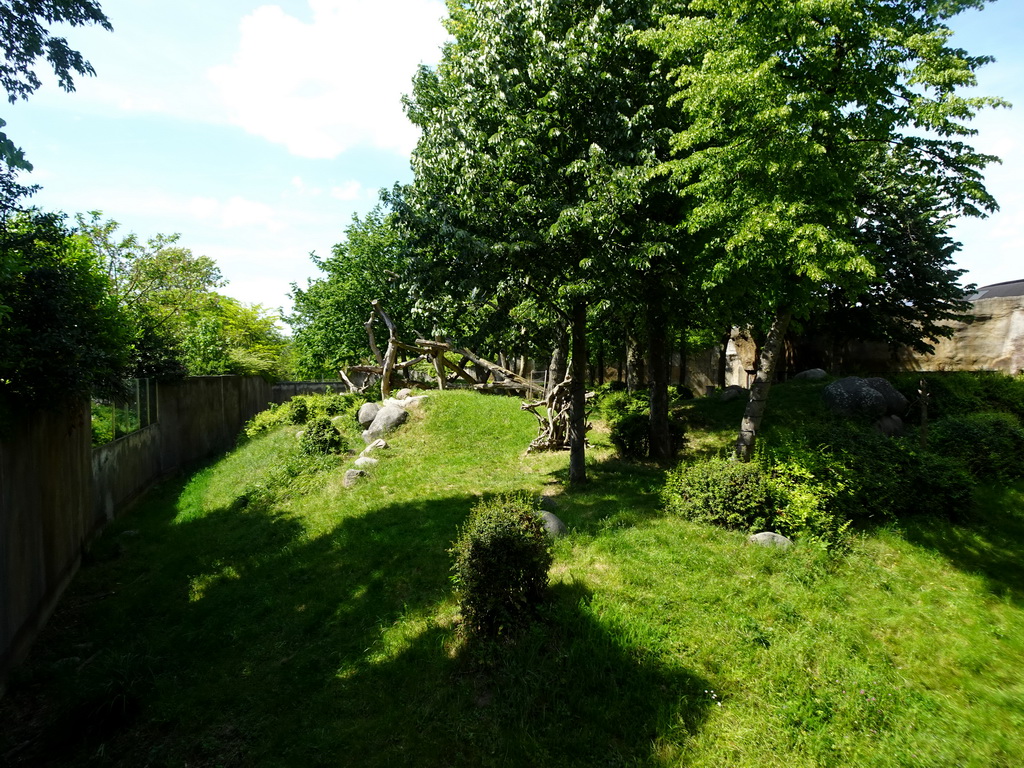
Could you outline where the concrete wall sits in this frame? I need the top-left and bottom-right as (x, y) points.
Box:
(1, 403), (94, 681)
(2, 376), (278, 690)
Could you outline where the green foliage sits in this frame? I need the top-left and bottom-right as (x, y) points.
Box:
(243, 393), (368, 439)
(762, 422), (975, 524)
(891, 370), (1024, 423)
(0, 210), (132, 414)
(929, 412), (1024, 480)
(288, 207), (412, 378)
(450, 491), (553, 639)
(662, 457), (776, 532)
(766, 461), (851, 551)
(0, 0), (111, 170)
(299, 416), (348, 456)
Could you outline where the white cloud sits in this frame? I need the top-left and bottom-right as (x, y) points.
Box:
(189, 195), (287, 232)
(208, 0), (449, 158)
(330, 180), (363, 201)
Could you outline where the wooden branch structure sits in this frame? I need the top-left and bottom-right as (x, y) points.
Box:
(339, 302), (546, 399)
(520, 375), (595, 453)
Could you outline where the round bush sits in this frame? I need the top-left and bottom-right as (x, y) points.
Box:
(287, 396), (309, 425)
(299, 416), (348, 455)
(662, 457), (776, 531)
(450, 492), (553, 638)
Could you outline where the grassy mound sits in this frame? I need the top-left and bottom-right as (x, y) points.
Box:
(3, 389), (1023, 767)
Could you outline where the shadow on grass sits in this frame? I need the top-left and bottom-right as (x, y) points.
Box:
(900, 481), (1024, 604)
(2, 465), (710, 767)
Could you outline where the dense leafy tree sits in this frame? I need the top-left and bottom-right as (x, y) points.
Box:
(289, 206), (413, 379)
(642, 0), (1003, 459)
(0, 0), (111, 170)
(177, 295), (290, 379)
(0, 209), (131, 417)
(403, 0), (692, 479)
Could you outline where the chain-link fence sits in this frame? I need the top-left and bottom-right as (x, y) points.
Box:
(90, 378), (158, 446)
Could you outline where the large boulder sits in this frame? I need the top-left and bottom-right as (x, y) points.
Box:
(720, 385), (748, 403)
(357, 402), (380, 427)
(363, 404), (409, 443)
(748, 532), (793, 549)
(793, 368), (828, 381)
(539, 511), (567, 538)
(822, 376), (887, 419)
(864, 377), (909, 415)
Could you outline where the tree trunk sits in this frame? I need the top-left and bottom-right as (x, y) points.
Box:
(546, 320), (569, 396)
(648, 303), (672, 460)
(568, 299), (588, 485)
(735, 309), (792, 462)
(678, 331), (688, 388)
(597, 347), (605, 386)
(716, 329), (731, 389)
(626, 333), (645, 393)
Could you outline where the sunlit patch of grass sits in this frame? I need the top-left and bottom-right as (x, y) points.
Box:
(3, 392), (1024, 767)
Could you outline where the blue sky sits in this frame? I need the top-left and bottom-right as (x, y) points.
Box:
(8, 1), (1022, 326)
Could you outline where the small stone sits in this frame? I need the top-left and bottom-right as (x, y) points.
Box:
(343, 469), (367, 488)
(395, 388), (413, 400)
(354, 456), (378, 469)
(748, 531), (793, 549)
(793, 368), (828, 381)
(296, 430), (305, 440)
(360, 438), (389, 456)
(720, 385), (748, 403)
(539, 511), (567, 538)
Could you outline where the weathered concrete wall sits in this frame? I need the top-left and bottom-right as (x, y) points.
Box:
(2, 376), (277, 690)
(0, 403), (94, 682)
(271, 381), (341, 402)
(902, 296), (1024, 375)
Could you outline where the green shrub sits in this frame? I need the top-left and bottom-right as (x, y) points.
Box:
(243, 402), (287, 438)
(299, 416), (348, 455)
(662, 457), (777, 531)
(450, 492), (553, 639)
(928, 411), (1024, 480)
(287, 396), (310, 425)
(891, 371), (1024, 423)
(609, 411), (685, 459)
(767, 462), (850, 551)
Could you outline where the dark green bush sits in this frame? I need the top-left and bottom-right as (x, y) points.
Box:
(609, 412), (685, 459)
(761, 422), (973, 522)
(662, 457), (777, 531)
(891, 371), (1024, 423)
(287, 396), (310, 425)
(299, 416), (348, 455)
(450, 492), (553, 639)
(928, 411), (1024, 480)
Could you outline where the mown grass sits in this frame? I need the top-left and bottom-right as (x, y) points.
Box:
(3, 388), (1024, 766)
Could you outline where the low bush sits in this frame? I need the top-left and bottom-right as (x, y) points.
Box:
(662, 457), (776, 532)
(287, 396), (310, 425)
(928, 411), (1024, 480)
(299, 416), (348, 455)
(609, 412), (686, 459)
(450, 492), (553, 639)
(243, 392), (368, 439)
(891, 370), (1024, 423)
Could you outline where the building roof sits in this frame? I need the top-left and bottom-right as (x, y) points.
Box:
(969, 279), (1024, 301)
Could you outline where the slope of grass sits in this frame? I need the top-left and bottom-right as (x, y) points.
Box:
(3, 388), (1024, 766)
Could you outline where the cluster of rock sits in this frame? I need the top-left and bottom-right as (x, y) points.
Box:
(343, 389), (429, 489)
(821, 375), (909, 436)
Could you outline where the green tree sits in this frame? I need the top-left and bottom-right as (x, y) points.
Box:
(0, 0), (112, 170)
(289, 205), (412, 379)
(0, 209), (131, 417)
(177, 295), (290, 379)
(403, 0), (689, 479)
(642, 0), (1003, 460)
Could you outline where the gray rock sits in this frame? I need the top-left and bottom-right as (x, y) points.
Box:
(395, 388), (413, 400)
(360, 438), (389, 456)
(864, 377), (909, 415)
(720, 385), (748, 403)
(364, 404), (409, 442)
(794, 368), (828, 381)
(875, 414), (904, 437)
(357, 402), (380, 427)
(748, 532), (793, 549)
(539, 511), (567, 538)
(343, 469), (367, 488)
(823, 376), (886, 419)
(354, 456), (378, 469)
(404, 395), (429, 410)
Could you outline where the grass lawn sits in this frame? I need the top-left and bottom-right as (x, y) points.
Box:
(2, 388), (1023, 766)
